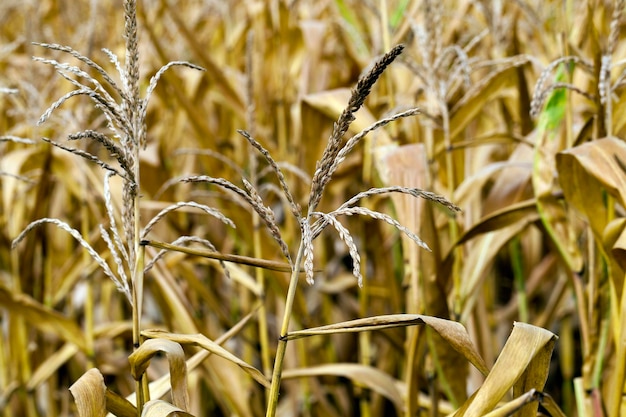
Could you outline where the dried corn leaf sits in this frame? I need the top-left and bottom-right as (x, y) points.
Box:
(557, 137), (626, 298)
(455, 322), (557, 417)
(458, 221), (530, 322)
(562, 140), (626, 416)
(481, 144), (535, 215)
(333, 0), (369, 58)
(454, 160), (532, 210)
(481, 389), (544, 417)
(201, 355), (255, 417)
(141, 329), (270, 389)
(557, 137), (626, 237)
(612, 91), (626, 136)
(532, 66), (583, 272)
(140, 400), (194, 417)
(376, 143), (467, 403)
(0, 147), (40, 218)
(285, 314), (489, 375)
(105, 390), (137, 417)
(144, 239), (292, 275)
(533, 134), (583, 271)
(129, 339), (190, 411)
(303, 89), (392, 145)
(27, 342), (79, 391)
(69, 368), (107, 417)
(161, 3), (244, 114)
(283, 364), (404, 412)
(512, 331), (557, 417)
(457, 199), (539, 246)
(603, 219), (626, 312)
(125, 306), (257, 408)
(449, 60), (530, 140)
(0, 283), (86, 350)
(148, 264), (199, 335)
(539, 392), (568, 417)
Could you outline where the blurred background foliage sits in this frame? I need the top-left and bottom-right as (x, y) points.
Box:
(1, 0), (626, 416)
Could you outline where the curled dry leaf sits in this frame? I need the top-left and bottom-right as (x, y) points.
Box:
(604, 217), (626, 275)
(557, 137), (626, 414)
(69, 368), (107, 417)
(557, 136), (626, 240)
(125, 306), (260, 409)
(105, 390), (137, 417)
(128, 339), (190, 411)
(141, 329), (270, 389)
(140, 400), (195, 417)
(456, 322), (558, 417)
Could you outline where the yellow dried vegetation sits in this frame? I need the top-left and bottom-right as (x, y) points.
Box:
(1, 1), (626, 416)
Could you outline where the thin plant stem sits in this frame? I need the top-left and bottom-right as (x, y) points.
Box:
(11, 249), (37, 417)
(594, 307), (609, 388)
(266, 240), (306, 417)
(245, 28), (272, 387)
(441, 104), (461, 318)
(254, 221), (272, 379)
(406, 221), (424, 417)
(573, 377), (587, 417)
(296, 338), (313, 416)
(81, 177), (95, 369)
(123, 1), (147, 413)
(561, 0), (575, 149)
(571, 271), (590, 359)
(405, 326), (422, 417)
(559, 315), (574, 416)
(608, 280), (624, 417)
(510, 237), (528, 322)
(132, 243), (146, 414)
(379, 0), (396, 119)
(358, 237), (372, 417)
(358, 80), (374, 417)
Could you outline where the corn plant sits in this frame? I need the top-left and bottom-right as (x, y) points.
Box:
(6, 1), (626, 416)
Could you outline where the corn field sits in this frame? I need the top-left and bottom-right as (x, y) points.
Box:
(1, 1), (626, 416)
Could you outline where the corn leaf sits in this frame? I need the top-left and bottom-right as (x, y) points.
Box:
(285, 314), (489, 376)
(128, 339), (190, 411)
(455, 322), (557, 417)
(69, 368), (107, 417)
(141, 329), (270, 389)
(141, 400), (194, 417)
(0, 283), (86, 351)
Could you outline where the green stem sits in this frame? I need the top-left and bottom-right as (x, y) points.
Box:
(266, 241), (306, 417)
(573, 377), (587, 417)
